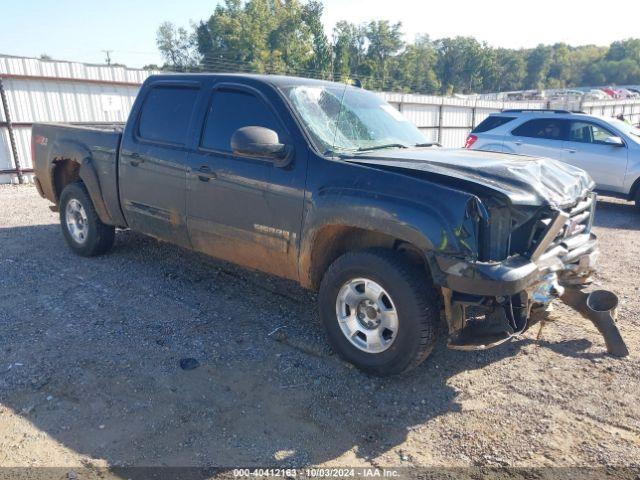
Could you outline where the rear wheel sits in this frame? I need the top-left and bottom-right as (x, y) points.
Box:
(318, 248), (439, 376)
(59, 182), (115, 256)
(635, 189), (640, 209)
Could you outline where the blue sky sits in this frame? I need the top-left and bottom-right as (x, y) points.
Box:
(2, 0), (640, 68)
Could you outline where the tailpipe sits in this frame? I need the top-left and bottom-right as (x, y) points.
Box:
(585, 290), (629, 358)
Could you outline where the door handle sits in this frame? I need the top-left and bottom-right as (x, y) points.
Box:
(129, 152), (145, 167)
(514, 141), (522, 146)
(196, 165), (217, 182)
(565, 149), (576, 154)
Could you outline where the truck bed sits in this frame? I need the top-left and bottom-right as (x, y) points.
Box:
(31, 122), (125, 226)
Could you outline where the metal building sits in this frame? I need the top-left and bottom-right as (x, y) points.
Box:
(0, 55), (153, 184)
(2, 54), (640, 185)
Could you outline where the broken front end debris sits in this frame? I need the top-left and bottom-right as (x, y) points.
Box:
(432, 193), (628, 356)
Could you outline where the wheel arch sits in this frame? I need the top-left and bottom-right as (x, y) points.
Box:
(301, 224), (434, 290)
(50, 143), (114, 225)
(629, 175), (640, 201)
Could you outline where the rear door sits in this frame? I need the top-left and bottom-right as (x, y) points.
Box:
(563, 120), (629, 192)
(507, 118), (569, 159)
(471, 115), (517, 152)
(119, 82), (201, 248)
(185, 82), (307, 281)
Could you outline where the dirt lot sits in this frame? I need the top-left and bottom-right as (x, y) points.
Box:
(0, 185), (639, 472)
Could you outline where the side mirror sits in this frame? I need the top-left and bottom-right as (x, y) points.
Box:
(604, 136), (624, 147)
(230, 126), (293, 167)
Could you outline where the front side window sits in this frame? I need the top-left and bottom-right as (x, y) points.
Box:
(201, 89), (283, 152)
(569, 121), (617, 144)
(281, 84), (428, 153)
(138, 86), (199, 145)
(512, 118), (568, 140)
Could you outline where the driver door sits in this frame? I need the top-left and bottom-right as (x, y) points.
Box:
(185, 83), (306, 281)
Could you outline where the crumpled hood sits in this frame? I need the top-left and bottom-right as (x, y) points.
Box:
(346, 148), (595, 207)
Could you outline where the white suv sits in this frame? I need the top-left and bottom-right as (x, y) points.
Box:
(465, 110), (640, 207)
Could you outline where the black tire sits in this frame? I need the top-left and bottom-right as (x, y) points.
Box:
(635, 189), (640, 209)
(59, 182), (115, 257)
(318, 248), (439, 376)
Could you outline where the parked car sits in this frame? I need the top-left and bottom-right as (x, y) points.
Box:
(612, 88), (639, 99)
(466, 109), (640, 206)
(32, 75), (599, 375)
(584, 89), (611, 101)
(551, 89), (584, 99)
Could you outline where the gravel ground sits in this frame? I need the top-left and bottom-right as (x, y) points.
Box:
(0, 185), (639, 471)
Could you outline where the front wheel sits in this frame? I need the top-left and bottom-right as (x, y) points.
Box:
(59, 182), (115, 257)
(318, 248), (439, 376)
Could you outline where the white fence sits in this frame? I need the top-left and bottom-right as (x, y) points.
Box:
(0, 55), (149, 184)
(382, 93), (546, 148)
(2, 54), (640, 184)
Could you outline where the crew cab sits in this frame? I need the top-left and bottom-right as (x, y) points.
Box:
(32, 74), (599, 375)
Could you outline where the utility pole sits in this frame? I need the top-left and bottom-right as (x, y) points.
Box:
(102, 50), (113, 66)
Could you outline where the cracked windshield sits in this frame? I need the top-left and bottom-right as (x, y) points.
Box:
(283, 84), (429, 154)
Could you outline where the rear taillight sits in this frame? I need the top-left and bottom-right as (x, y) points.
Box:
(32, 134), (48, 163)
(464, 134), (478, 149)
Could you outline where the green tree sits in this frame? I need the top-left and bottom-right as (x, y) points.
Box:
(364, 20), (404, 90)
(524, 44), (552, 90)
(159, 3), (640, 94)
(393, 35), (439, 93)
(546, 43), (573, 89)
(156, 21), (200, 71)
(303, 0), (332, 78)
(606, 39), (640, 63)
(195, 0), (319, 76)
(331, 21), (366, 82)
(490, 48), (527, 92)
(435, 37), (486, 94)
(571, 45), (607, 85)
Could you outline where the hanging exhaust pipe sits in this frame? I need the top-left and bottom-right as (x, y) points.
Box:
(561, 288), (629, 357)
(585, 290), (629, 357)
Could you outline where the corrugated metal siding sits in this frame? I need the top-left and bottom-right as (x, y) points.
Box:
(581, 99), (640, 125)
(2, 78), (138, 123)
(2, 55), (640, 184)
(0, 55), (150, 183)
(0, 127), (12, 169)
(378, 93), (551, 148)
(0, 55), (155, 84)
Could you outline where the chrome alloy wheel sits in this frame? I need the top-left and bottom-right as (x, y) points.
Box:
(65, 198), (89, 244)
(335, 278), (399, 353)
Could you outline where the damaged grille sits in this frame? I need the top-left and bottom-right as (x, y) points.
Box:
(531, 193), (596, 265)
(557, 196), (595, 241)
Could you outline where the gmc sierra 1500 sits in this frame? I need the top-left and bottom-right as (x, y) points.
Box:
(32, 74), (603, 375)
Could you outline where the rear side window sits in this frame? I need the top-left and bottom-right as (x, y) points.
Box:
(201, 89), (283, 152)
(472, 116), (515, 133)
(511, 118), (568, 140)
(138, 86), (199, 145)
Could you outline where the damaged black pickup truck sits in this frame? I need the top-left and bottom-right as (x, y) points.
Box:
(32, 74), (605, 375)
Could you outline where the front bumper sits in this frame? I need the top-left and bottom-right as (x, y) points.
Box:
(433, 193), (604, 351)
(432, 232), (599, 297)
